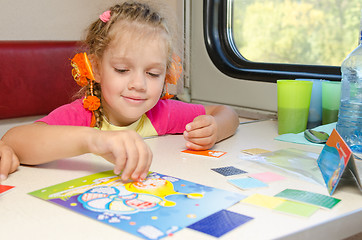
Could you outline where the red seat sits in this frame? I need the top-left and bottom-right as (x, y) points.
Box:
(0, 41), (82, 119)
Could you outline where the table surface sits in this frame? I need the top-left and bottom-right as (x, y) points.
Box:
(1, 120), (361, 240)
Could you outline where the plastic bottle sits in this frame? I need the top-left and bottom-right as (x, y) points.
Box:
(336, 13), (362, 154)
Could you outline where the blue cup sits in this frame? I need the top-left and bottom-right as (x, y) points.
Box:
(297, 79), (323, 129)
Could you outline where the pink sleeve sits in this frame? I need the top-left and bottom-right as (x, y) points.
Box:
(146, 99), (206, 135)
(35, 99), (92, 126)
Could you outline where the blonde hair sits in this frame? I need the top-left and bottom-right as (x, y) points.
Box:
(80, 1), (179, 128)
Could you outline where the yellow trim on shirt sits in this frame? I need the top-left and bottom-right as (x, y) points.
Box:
(100, 114), (158, 138)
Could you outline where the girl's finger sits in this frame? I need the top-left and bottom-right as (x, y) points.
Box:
(120, 140), (139, 181)
(10, 154), (20, 173)
(0, 149), (12, 181)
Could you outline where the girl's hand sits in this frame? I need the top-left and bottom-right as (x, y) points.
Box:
(183, 115), (218, 150)
(87, 130), (152, 181)
(0, 140), (20, 182)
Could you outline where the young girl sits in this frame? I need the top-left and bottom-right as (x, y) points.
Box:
(2, 1), (239, 181)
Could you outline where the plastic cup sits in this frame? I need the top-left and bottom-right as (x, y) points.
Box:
(297, 79), (323, 129)
(322, 81), (341, 124)
(277, 80), (313, 134)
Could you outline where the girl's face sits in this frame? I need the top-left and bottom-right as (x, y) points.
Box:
(93, 27), (168, 126)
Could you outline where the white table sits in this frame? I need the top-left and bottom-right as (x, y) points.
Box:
(1, 120), (361, 240)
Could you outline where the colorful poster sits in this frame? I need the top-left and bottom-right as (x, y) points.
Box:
(29, 171), (245, 240)
(317, 129), (361, 195)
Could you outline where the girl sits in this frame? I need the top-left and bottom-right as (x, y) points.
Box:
(2, 1), (239, 181)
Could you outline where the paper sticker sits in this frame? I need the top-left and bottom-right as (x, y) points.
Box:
(182, 149), (227, 158)
(0, 185), (14, 195)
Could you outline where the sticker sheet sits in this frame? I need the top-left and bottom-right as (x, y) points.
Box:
(188, 209), (253, 237)
(211, 166), (247, 176)
(29, 171), (245, 240)
(275, 189), (341, 209)
(241, 193), (319, 217)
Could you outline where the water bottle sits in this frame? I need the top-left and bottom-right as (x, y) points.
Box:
(336, 14), (362, 154)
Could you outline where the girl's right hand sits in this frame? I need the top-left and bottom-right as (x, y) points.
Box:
(87, 130), (152, 181)
(0, 140), (20, 182)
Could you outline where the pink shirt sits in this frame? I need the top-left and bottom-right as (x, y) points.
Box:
(36, 99), (206, 136)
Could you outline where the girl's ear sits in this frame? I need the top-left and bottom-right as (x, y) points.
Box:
(89, 54), (101, 83)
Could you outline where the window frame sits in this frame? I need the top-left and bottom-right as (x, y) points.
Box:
(203, 0), (342, 83)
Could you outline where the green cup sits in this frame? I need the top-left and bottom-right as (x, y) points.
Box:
(277, 80), (313, 134)
(322, 81), (341, 124)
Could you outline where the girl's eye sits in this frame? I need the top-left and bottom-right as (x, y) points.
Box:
(114, 68), (128, 73)
(148, 72), (160, 78)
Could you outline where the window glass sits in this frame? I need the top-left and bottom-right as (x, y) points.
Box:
(232, 0), (362, 66)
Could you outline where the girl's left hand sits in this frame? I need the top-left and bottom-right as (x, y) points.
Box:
(183, 115), (218, 150)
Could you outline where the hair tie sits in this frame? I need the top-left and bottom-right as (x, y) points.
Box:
(71, 53), (101, 127)
(99, 10), (111, 23)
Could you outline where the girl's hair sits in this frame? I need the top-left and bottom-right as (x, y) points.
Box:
(80, 1), (178, 128)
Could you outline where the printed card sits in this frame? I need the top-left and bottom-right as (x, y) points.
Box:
(317, 129), (361, 195)
(182, 149), (227, 158)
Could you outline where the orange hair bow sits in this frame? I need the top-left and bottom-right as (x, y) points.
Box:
(71, 52), (100, 127)
(71, 52), (95, 87)
(162, 54), (182, 100)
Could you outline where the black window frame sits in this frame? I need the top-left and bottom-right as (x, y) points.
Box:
(203, 0), (342, 83)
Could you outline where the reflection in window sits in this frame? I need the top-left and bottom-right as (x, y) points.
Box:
(232, 0), (362, 66)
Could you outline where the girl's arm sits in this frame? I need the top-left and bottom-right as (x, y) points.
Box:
(183, 105), (239, 150)
(2, 122), (152, 181)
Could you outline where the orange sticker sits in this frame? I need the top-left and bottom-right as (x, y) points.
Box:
(181, 149), (227, 158)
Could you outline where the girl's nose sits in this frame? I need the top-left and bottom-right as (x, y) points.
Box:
(128, 71), (146, 91)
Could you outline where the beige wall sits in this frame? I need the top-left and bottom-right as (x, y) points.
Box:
(0, 0), (180, 40)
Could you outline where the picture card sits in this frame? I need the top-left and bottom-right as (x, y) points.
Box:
(188, 209), (253, 238)
(317, 129), (361, 195)
(29, 171), (245, 240)
(274, 189), (341, 209)
(0, 184), (14, 196)
(182, 149), (227, 158)
(228, 177), (268, 190)
(211, 166), (247, 176)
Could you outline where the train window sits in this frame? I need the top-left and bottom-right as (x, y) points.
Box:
(204, 0), (362, 82)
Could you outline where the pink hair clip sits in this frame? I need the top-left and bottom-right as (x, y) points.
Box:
(99, 10), (111, 23)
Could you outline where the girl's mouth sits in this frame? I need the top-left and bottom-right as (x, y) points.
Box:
(122, 96), (146, 104)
